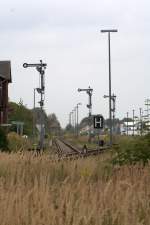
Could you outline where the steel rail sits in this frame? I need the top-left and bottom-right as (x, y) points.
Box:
(53, 138), (109, 160)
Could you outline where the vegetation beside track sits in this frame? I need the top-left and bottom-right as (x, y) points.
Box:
(65, 134), (150, 166)
(63, 135), (108, 149)
(0, 133), (150, 224)
(0, 152), (149, 224)
(112, 134), (150, 166)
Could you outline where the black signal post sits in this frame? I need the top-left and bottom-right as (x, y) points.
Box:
(104, 93), (116, 134)
(23, 60), (47, 151)
(78, 86), (93, 143)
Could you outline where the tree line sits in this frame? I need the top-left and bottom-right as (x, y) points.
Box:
(8, 101), (61, 137)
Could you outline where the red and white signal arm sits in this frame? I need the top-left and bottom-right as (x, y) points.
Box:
(93, 115), (104, 129)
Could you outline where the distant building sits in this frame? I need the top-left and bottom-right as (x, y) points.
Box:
(120, 121), (140, 135)
(80, 125), (90, 135)
(79, 125), (104, 136)
(143, 115), (150, 135)
(0, 61), (12, 124)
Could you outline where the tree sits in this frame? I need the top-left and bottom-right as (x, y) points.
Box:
(47, 113), (61, 135)
(80, 116), (91, 129)
(65, 124), (74, 133)
(32, 107), (49, 133)
(8, 102), (33, 136)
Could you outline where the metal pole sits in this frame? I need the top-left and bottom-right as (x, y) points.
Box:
(40, 69), (44, 150)
(74, 107), (76, 136)
(76, 103), (81, 138)
(72, 110), (74, 134)
(112, 94), (116, 134)
(145, 99), (150, 133)
(77, 105), (79, 137)
(68, 114), (70, 125)
(33, 88), (36, 142)
(101, 29), (117, 146)
(78, 87), (93, 143)
(108, 32), (113, 145)
(40, 104), (43, 149)
(70, 112), (72, 126)
(69, 112), (71, 125)
(88, 91), (92, 143)
(69, 112), (72, 133)
(139, 108), (143, 136)
(112, 103), (115, 134)
(127, 112), (129, 136)
(71, 112), (73, 127)
(133, 109), (135, 136)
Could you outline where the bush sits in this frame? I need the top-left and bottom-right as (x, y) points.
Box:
(7, 132), (31, 152)
(112, 134), (150, 166)
(0, 128), (9, 151)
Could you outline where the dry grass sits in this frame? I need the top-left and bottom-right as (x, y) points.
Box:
(0, 152), (149, 225)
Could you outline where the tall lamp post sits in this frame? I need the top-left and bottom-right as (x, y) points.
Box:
(133, 109), (135, 136)
(76, 103), (82, 137)
(101, 29), (118, 146)
(139, 108), (143, 136)
(69, 112), (73, 126)
(127, 112), (129, 136)
(72, 110), (75, 135)
(70, 111), (73, 133)
(74, 107), (77, 136)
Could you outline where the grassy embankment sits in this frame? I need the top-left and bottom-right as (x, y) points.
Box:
(0, 149), (149, 225)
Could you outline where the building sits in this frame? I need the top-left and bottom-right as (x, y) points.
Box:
(0, 61), (12, 125)
(142, 115), (150, 135)
(79, 124), (105, 136)
(120, 121), (140, 135)
(80, 125), (90, 135)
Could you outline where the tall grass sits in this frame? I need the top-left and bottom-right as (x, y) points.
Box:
(0, 152), (149, 225)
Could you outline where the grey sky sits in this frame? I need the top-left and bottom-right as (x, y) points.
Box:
(1, 0), (150, 127)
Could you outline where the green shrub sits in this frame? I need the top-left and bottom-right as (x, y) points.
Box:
(7, 132), (31, 152)
(112, 134), (150, 166)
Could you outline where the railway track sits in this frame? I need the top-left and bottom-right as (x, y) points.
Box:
(53, 138), (109, 159)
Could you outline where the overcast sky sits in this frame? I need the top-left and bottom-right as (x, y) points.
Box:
(1, 0), (150, 127)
